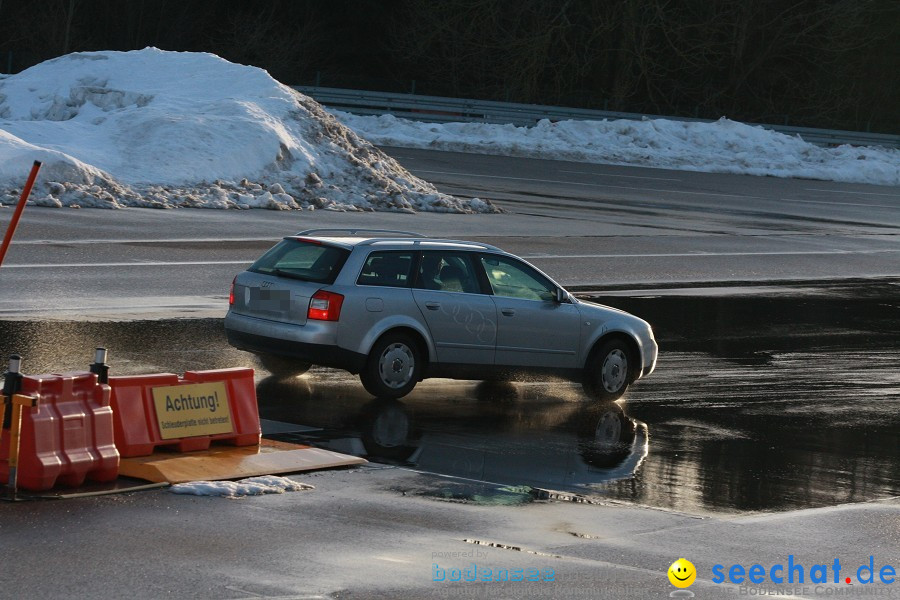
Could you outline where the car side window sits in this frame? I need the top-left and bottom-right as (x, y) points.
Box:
(479, 255), (556, 301)
(357, 251), (414, 288)
(415, 251), (482, 294)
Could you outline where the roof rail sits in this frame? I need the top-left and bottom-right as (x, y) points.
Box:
(294, 228), (425, 238)
(358, 238), (503, 252)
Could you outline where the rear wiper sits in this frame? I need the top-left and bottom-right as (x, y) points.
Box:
(273, 268), (311, 282)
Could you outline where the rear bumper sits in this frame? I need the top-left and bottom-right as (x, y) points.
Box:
(224, 312), (367, 373)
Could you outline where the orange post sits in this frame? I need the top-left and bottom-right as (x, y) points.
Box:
(0, 160), (42, 267)
(0, 401), (6, 457)
(5, 394), (39, 500)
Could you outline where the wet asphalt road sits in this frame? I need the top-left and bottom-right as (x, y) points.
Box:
(1, 147), (898, 597)
(0, 148), (898, 318)
(3, 282), (897, 514)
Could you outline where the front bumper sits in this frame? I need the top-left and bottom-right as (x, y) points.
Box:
(640, 334), (659, 379)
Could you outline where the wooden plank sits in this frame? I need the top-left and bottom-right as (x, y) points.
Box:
(119, 439), (366, 484)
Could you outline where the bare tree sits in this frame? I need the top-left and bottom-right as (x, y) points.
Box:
(62, 0), (76, 53)
(207, 2), (335, 83)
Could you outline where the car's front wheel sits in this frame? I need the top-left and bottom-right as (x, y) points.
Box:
(582, 339), (634, 401)
(360, 332), (422, 399)
(257, 354), (311, 378)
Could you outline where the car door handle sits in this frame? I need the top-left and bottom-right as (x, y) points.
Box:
(501, 308), (516, 316)
(425, 302), (441, 310)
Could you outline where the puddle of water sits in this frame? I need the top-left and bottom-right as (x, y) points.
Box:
(0, 282), (897, 513)
(396, 481), (539, 506)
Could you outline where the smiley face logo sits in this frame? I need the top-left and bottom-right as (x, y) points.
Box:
(668, 558), (696, 588)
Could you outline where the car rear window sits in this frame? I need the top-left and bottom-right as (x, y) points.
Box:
(249, 239), (349, 284)
(357, 251), (414, 287)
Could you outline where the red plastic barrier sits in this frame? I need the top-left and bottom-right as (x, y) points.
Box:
(0, 372), (120, 491)
(108, 368), (260, 458)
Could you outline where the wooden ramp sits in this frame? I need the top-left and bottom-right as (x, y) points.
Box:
(119, 439), (366, 484)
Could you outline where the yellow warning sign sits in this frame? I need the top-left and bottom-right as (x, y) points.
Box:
(152, 382), (234, 440)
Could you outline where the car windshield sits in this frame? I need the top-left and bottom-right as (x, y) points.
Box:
(249, 239), (349, 284)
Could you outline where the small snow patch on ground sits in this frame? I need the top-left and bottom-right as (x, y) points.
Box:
(170, 475), (314, 498)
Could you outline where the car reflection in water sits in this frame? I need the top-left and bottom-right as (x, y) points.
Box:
(257, 375), (648, 494)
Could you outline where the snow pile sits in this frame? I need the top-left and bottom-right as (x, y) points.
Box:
(335, 113), (900, 187)
(0, 49), (497, 213)
(169, 475), (314, 498)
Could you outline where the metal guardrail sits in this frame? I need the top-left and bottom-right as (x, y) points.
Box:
(294, 86), (900, 149)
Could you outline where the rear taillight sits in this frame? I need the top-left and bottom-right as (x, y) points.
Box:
(308, 290), (344, 321)
(229, 276), (236, 306)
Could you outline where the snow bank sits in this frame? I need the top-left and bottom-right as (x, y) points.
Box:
(0, 49), (497, 213)
(335, 113), (900, 187)
(169, 475), (313, 498)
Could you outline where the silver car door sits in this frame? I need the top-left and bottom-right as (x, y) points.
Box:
(411, 251), (497, 365)
(480, 254), (580, 369)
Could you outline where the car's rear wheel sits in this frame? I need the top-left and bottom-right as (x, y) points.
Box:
(257, 354), (311, 378)
(360, 332), (422, 399)
(582, 339), (634, 401)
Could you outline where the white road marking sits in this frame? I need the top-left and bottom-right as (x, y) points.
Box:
(2, 260), (251, 268)
(558, 169), (682, 182)
(525, 249), (900, 259)
(416, 169), (761, 198)
(11, 237), (276, 245)
(6, 249), (898, 269)
(805, 188), (900, 198)
(781, 198), (898, 209)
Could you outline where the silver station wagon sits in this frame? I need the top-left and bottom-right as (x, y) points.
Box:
(225, 229), (657, 400)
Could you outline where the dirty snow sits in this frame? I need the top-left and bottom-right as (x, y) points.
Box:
(169, 475), (314, 498)
(0, 49), (496, 213)
(335, 112), (900, 187)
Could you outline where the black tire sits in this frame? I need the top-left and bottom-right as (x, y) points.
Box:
(359, 332), (422, 399)
(257, 354), (312, 378)
(582, 338), (634, 402)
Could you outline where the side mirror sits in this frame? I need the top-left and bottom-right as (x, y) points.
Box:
(555, 287), (568, 303)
